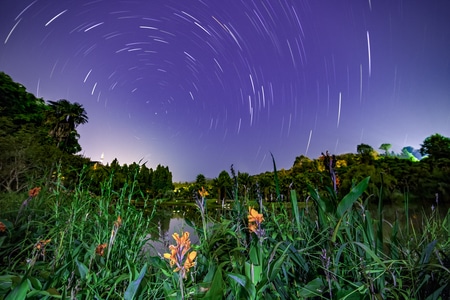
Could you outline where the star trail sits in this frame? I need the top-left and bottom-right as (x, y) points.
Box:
(1, 0), (450, 181)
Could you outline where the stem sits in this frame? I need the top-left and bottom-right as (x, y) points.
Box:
(179, 273), (185, 300)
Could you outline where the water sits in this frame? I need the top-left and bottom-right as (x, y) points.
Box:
(144, 204), (210, 256)
(144, 201), (450, 256)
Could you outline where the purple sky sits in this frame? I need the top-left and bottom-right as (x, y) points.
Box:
(1, 1), (450, 182)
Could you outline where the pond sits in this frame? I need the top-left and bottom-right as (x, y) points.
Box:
(143, 202), (227, 256)
(143, 200), (450, 256)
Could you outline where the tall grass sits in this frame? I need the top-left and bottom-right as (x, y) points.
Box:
(0, 167), (449, 299)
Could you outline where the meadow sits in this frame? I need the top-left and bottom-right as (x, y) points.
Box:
(1, 172), (449, 300)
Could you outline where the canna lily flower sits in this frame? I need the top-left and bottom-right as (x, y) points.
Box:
(248, 207), (264, 224)
(0, 221), (6, 232)
(198, 187), (209, 198)
(28, 187), (41, 198)
(248, 207), (265, 238)
(163, 231), (197, 278)
(95, 243), (107, 256)
(248, 223), (257, 234)
(114, 215), (122, 229)
(181, 250), (197, 273)
(34, 239), (51, 259)
(35, 239), (51, 250)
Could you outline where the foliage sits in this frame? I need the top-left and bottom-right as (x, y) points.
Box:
(1, 158), (450, 299)
(421, 133), (450, 160)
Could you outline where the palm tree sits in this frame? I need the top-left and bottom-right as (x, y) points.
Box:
(46, 99), (88, 153)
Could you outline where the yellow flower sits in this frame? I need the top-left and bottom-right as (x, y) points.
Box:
(198, 187), (209, 198)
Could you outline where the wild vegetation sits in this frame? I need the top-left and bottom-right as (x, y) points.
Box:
(1, 72), (450, 299)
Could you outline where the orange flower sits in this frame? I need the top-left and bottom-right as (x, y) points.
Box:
(35, 239), (51, 250)
(33, 239), (51, 260)
(198, 187), (209, 198)
(0, 222), (6, 232)
(248, 207), (264, 224)
(335, 175), (341, 188)
(95, 243), (107, 256)
(248, 223), (257, 234)
(114, 216), (122, 228)
(248, 207), (265, 238)
(163, 231), (197, 278)
(28, 187), (41, 197)
(182, 251), (197, 273)
(164, 246), (178, 267)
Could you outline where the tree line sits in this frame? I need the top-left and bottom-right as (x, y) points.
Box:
(1, 71), (449, 206)
(0, 71), (174, 195)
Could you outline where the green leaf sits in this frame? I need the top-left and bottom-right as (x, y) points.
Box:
(425, 284), (448, 300)
(26, 290), (51, 297)
(0, 275), (14, 292)
(203, 265), (225, 299)
(28, 276), (42, 290)
(268, 254), (287, 281)
(290, 189), (301, 233)
(124, 263), (147, 300)
(419, 240), (437, 265)
(299, 277), (325, 298)
(75, 259), (89, 280)
(227, 273), (256, 300)
(270, 152), (280, 200)
(5, 278), (28, 300)
(245, 262), (262, 285)
(337, 176), (370, 218)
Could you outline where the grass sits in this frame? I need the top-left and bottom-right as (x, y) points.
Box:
(1, 172), (450, 299)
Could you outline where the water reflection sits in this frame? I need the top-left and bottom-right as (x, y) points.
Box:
(145, 217), (199, 256)
(144, 204), (219, 256)
(144, 201), (450, 256)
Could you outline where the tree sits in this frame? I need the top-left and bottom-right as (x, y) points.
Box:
(379, 143), (392, 156)
(0, 72), (46, 126)
(237, 172), (253, 200)
(195, 174), (206, 187)
(357, 143), (374, 156)
(357, 143), (377, 163)
(152, 164), (174, 197)
(213, 170), (232, 202)
(46, 99), (88, 154)
(420, 134), (450, 161)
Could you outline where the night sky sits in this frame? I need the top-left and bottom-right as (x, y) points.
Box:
(1, 1), (450, 182)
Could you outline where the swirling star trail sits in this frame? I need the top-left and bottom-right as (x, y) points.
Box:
(1, 0), (449, 181)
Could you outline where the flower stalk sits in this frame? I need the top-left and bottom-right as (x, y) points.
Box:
(196, 187), (209, 242)
(163, 231), (197, 299)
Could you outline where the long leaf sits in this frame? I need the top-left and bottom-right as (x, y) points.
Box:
(290, 189), (301, 233)
(203, 265), (225, 300)
(5, 278), (28, 300)
(75, 259), (89, 280)
(337, 177), (370, 218)
(270, 153), (280, 201)
(227, 273), (256, 300)
(124, 263), (147, 300)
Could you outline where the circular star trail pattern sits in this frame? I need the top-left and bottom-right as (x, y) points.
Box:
(1, 0), (450, 181)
